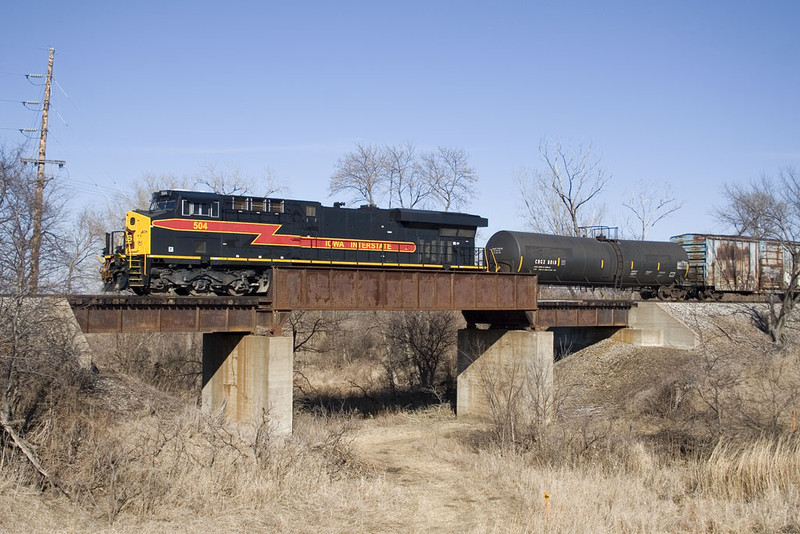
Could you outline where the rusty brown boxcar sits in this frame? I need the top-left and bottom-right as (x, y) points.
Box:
(670, 234), (792, 298)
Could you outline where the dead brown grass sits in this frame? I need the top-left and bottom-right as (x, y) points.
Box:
(3, 304), (800, 532)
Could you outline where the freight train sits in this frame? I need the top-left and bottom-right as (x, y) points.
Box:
(101, 190), (796, 300)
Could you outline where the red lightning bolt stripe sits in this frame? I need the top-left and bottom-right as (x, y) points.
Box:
(151, 219), (417, 253)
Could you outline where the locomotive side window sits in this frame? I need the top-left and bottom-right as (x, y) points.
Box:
(269, 200), (284, 213)
(306, 206), (316, 218)
(251, 199), (267, 212)
(439, 227), (476, 238)
(232, 197), (250, 211)
(182, 200), (220, 217)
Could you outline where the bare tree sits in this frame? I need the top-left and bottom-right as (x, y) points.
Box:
(517, 138), (609, 236)
(57, 208), (106, 293)
(0, 145), (67, 293)
(329, 143), (478, 211)
(383, 143), (430, 209)
(623, 181), (684, 240)
(115, 172), (192, 212)
(715, 176), (780, 239)
(718, 168), (800, 342)
(197, 162), (287, 197)
(383, 311), (457, 390)
(421, 146), (477, 212)
(0, 296), (89, 493)
(329, 143), (386, 206)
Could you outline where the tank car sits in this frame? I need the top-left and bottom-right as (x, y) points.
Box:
(102, 190), (488, 295)
(485, 231), (690, 299)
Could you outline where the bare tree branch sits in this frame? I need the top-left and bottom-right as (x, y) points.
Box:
(716, 167), (800, 342)
(384, 143), (430, 209)
(623, 181), (684, 240)
(197, 162), (287, 197)
(329, 143), (386, 206)
(421, 146), (477, 212)
(517, 138), (609, 235)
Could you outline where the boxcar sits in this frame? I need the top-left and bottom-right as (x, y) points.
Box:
(671, 234), (792, 296)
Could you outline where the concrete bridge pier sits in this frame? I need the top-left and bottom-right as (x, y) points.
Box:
(201, 333), (293, 435)
(457, 329), (554, 427)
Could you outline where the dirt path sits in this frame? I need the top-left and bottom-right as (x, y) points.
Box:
(352, 413), (521, 533)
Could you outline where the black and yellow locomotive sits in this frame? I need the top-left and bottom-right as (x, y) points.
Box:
(102, 190), (488, 295)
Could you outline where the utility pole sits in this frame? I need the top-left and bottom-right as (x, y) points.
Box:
(28, 47), (57, 294)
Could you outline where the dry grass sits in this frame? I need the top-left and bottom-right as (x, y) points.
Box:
(3, 304), (800, 532)
(456, 429), (800, 533)
(698, 435), (800, 501)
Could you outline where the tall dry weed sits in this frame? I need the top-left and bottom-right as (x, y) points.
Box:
(697, 434), (800, 501)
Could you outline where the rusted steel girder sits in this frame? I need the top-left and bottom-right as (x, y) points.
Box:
(68, 268), (539, 334)
(536, 300), (631, 328)
(68, 295), (275, 334)
(270, 268), (538, 311)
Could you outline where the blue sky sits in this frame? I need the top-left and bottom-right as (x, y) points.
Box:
(1, 1), (798, 242)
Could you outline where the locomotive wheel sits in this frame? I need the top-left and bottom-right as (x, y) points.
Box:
(190, 278), (212, 295)
(227, 280), (249, 296)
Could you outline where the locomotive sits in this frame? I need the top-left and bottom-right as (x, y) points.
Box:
(102, 189), (796, 300)
(101, 189), (488, 295)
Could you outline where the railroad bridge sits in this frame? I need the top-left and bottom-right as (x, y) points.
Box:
(68, 267), (696, 435)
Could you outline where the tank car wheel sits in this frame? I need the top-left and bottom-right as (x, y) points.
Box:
(657, 286), (672, 301)
(698, 289), (715, 301)
(640, 289), (656, 300)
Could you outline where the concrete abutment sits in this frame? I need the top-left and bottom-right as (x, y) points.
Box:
(456, 329), (554, 425)
(202, 333), (293, 436)
(612, 302), (697, 349)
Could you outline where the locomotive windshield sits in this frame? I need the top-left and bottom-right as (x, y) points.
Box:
(150, 199), (176, 211)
